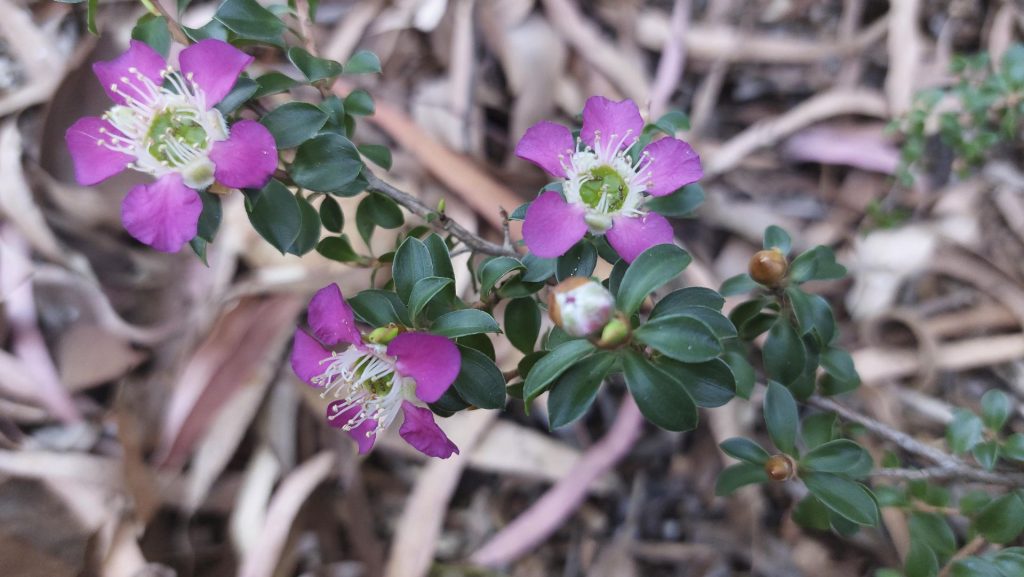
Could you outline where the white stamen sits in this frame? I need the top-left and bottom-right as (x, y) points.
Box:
(315, 345), (409, 435)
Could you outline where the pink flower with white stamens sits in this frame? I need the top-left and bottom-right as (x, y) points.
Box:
(515, 96), (703, 263)
(65, 40), (278, 252)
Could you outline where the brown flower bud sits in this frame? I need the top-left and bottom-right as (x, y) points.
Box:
(547, 278), (615, 338)
(749, 248), (788, 287)
(764, 454), (797, 482)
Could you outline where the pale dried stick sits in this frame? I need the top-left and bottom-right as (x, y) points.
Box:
(648, 0), (691, 119)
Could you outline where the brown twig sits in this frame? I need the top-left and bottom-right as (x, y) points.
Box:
(152, 0), (190, 46)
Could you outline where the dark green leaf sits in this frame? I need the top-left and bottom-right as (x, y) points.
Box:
(408, 277), (453, 322)
(214, 77), (258, 114)
(801, 439), (871, 474)
(424, 234), (455, 280)
(345, 89), (375, 116)
(720, 273), (758, 296)
(648, 110), (690, 135)
(905, 539), (939, 577)
(947, 409), (984, 454)
(245, 179), (301, 253)
(556, 242), (597, 281)
(786, 287), (836, 345)
(789, 246), (847, 283)
(650, 287), (725, 317)
(195, 190), (222, 243)
(820, 347), (860, 393)
(522, 253), (556, 282)
(792, 495), (832, 531)
(623, 350), (698, 432)
(715, 462), (769, 496)
(358, 144), (392, 170)
(316, 236), (360, 263)
(981, 389), (1012, 432)
(348, 289), (410, 327)
(645, 183), (705, 217)
(260, 102), (329, 149)
(616, 244), (692, 315)
(765, 381), (799, 455)
(253, 72), (298, 98)
(344, 50), (382, 74)
(975, 493), (1024, 544)
(634, 315), (721, 363)
(393, 237), (433, 303)
(479, 256), (525, 297)
(288, 46), (343, 82)
(909, 512), (956, 559)
(214, 0), (285, 43)
(720, 438), (770, 465)
(290, 133), (363, 192)
(431, 309), (501, 339)
(656, 358), (735, 408)
(655, 306), (736, 339)
(286, 195), (321, 255)
(505, 297), (541, 354)
(1003, 433), (1024, 461)
(764, 319), (806, 386)
(355, 193), (404, 246)
(319, 196), (344, 233)
(524, 340), (597, 403)
(548, 353), (615, 429)
(132, 14), (171, 57)
(950, 558), (1003, 577)
(802, 472), (879, 526)
(724, 351), (755, 399)
(973, 441), (1001, 471)
(763, 225), (792, 255)
(450, 346), (505, 409)
(801, 412), (837, 449)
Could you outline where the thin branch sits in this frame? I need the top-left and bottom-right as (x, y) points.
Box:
(811, 396), (1024, 487)
(152, 0), (190, 46)
(364, 173), (516, 257)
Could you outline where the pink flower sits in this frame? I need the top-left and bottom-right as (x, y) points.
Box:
(515, 96), (703, 263)
(290, 284), (462, 458)
(65, 40), (278, 252)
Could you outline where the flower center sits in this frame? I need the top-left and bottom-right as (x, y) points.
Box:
(579, 165), (629, 213)
(146, 108), (210, 166)
(315, 345), (408, 436)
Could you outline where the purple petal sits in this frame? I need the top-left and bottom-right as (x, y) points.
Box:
(326, 402), (377, 455)
(641, 137), (703, 196)
(522, 191), (588, 258)
(121, 173), (202, 252)
(515, 121), (574, 178)
(291, 329), (331, 386)
(209, 120), (278, 189)
(387, 332), (460, 404)
(606, 212), (675, 263)
(93, 40), (166, 106)
(308, 284), (363, 347)
(64, 116), (132, 185)
(580, 96), (644, 151)
(178, 39), (254, 108)
(399, 401), (459, 458)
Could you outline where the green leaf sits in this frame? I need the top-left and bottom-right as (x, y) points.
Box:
(505, 297), (541, 354)
(947, 409), (984, 454)
(819, 347), (861, 394)
(348, 289), (410, 327)
(214, 0), (285, 43)
(215, 77), (258, 114)
(724, 351), (755, 399)
(720, 438), (770, 465)
(393, 237), (433, 303)
(408, 277), (453, 322)
(763, 319), (806, 387)
(287, 47), (343, 82)
(523, 340), (597, 403)
(522, 253), (556, 283)
(345, 89), (375, 116)
(253, 72), (298, 98)
(634, 315), (722, 363)
(792, 495), (832, 531)
(260, 102), (329, 149)
(616, 244), (692, 316)
(715, 462), (769, 496)
(85, 0), (98, 34)
(344, 50), (382, 74)
(975, 493), (1024, 544)
(909, 512), (956, 559)
(623, 350), (698, 432)
(789, 246), (847, 283)
(479, 257), (525, 297)
(547, 353), (615, 429)
(132, 14), (171, 57)
(973, 440), (1001, 471)
(358, 144), (392, 170)
(645, 183), (705, 217)
(1003, 433), (1024, 461)
(801, 412), (837, 449)
(648, 110), (690, 135)
(950, 558), (1003, 577)
(650, 287), (725, 317)
(981, 389), (1012, 432)
(319, 196), (344, 233)
(802, 472), (879, 526)
(655, 358), (735, 408)
(290, 134), (363, 192)
(556, 242), (597, 281)
(286, 195), (321, 255)
(355, 193), (404, 246)
(653, 305), (736, 339)
(424, 234), (455, 280)
(763, 225), (792, 255)
(905, 539), (939, 577)
(720, 273), (758, 296)
(450, 346), (506, 409)
(195, 190), (222, 243)
(786, 287), (836, 345)
(431, 309), (501, 339)
(765, 381), (799, 455)
(801, 439), (871, 474)
(316, 236), (360, 263)
(245, 180), (301, 253)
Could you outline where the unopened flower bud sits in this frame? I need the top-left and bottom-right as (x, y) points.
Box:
(547, 278), (615, 338)
(597, 317), (630, 348)
(367, 325), (400, 345)
(764, 454), (797, 482)
(749, 248), (788, 287)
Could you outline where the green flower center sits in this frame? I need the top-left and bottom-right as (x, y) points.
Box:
(579, 165), (628, 213)
(146, 108), (209, 166)
(353, 355), (396, 396)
